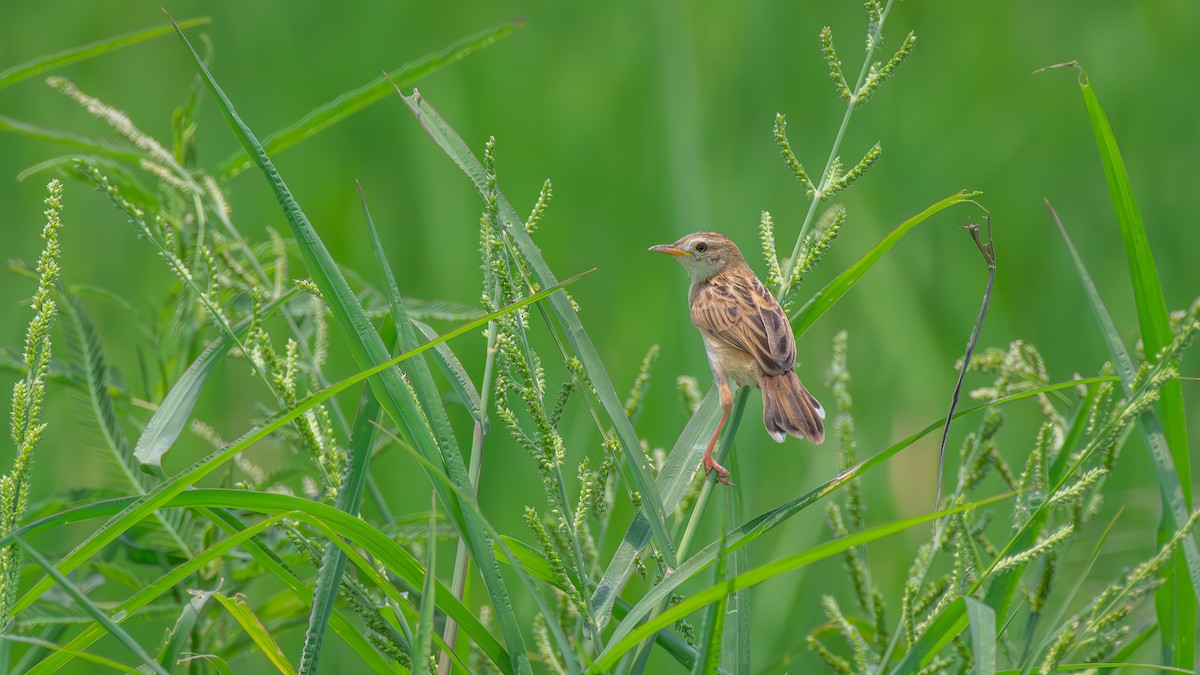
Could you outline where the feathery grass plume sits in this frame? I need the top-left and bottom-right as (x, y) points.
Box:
(623, 344), (659, 423)
(533, 613), (567, 675)
(525, 179), (554, 235)
(1047, 467), (1107, 506)
(0, 180), (64, 626)
(48, 77), (199, 194)
(824, 142), (882, 198)
(854, 31), (916, 108)
(676, 375), (703, 416)
(758, 210), (785, 291)
(992, 524), (1074, 575)
(807, 634), (854, 675)
(822, 594), (877, 673)
(772, 114), (815, 193)
(819, 26), (852, 102)
(785, 205), (844, 305)
(1014, 422), (1052, 527)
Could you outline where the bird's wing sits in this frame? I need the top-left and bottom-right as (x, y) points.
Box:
(690, 274), (796, 376)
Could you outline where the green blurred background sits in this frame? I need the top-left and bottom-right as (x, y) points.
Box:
(2, 0), (1198, 671)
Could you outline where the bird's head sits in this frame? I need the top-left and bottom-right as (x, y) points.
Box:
(648, 231), (743, 281)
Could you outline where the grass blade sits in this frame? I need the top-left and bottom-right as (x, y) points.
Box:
(172, 17), (574, 673)
(217, 20), (522, 177)
(0, 18), (210, 90)
(0, 635), (142, 674)
(400, 89), (679, 572)
(1047, 200), (1200, 637)
(156, 587), (216, 671)
(60, 293), (194, 556)
(592, 494), (1012, 672)
(692, 509), (730, 675)
(16, 537), (170, 675)
(213, 593), (296, 674)
(1076, 70), (1194, 667)
(790, 190), (982, 335)
(964, 598), (996, 675)
(415, 492), (439, 674)
(721, 454), (751, 675)
(9, 267), (583, 652)
(596, 376), (1109, 666)
(297, 386), (382, 675)
(134, 288), (300, 472)
(0, 116), (143, 162)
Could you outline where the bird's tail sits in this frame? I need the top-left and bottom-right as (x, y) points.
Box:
(761, 370), (825, 444)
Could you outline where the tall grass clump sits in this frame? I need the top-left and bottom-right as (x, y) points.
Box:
(0, 5), (1194, 675)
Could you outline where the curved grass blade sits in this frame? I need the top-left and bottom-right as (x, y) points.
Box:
(297, 386), (382, 675)
(0, 117), (143, 162)
(9, 269), (582, 640)
(213, 593), (296, 674)
(1047, 197), (1200, 666)
(0, 635), (142, 674)
(790, 190), (982, 335)
(593, 377), (1110, 666)
(964, 598), (996, 675)
(16, 537), (171, 675)
(413, 319), (483, 424)
(217, 20), (523, 177)
(0, 18), (209, 90)
(60, 293), (193, 555)
(591, 391), (719, 628)
(1076, 71), (1194, 667)
(721, 453), (751, 675)
(135, 288), (300, 473)
(156, 587), (216, 671)
(591, 494), (1012, 672)
(171, 17), (581, 672)
(399, 90), (678, 570)
(1016, 511), (1123, 675)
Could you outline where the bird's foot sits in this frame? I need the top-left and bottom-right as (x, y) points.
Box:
(703, 455), (735, 486)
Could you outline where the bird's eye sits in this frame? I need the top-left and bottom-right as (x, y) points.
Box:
(694, 242), (707, 253)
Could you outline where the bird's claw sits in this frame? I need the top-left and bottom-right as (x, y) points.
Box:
(703, 456), (735, 486)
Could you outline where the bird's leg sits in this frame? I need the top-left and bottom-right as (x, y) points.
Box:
(703, 381), (735, 486)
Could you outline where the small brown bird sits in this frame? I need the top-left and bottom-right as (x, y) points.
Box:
(650, 232), (824, 485)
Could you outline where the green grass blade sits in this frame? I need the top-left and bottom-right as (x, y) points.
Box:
(298, 386), (382, 675)
(134, 288), (300, 472)
(9, 270), (581, 642)
(16, 537), (170, 675)
(0, 635), (142, 674)
(721, 453), (751, 675)
(60, 293), (194, 556)
(692, 509), (730, 675)
(0, 116), (143, 161)
(0, 18), (210, 90)
(1047, 200), (1200, 653)
(590, 391), (719, 629)
(790, 190), (982, 335)
(413, 318), (483, 424)
(1017, 511), (1123, 675)
(399, 90), (678, 572)
(217, 20), (522, 177)
(593, 494), (1011, 672)
(172, 17), (605, 672)
(964, 598), (996, 675)
(156, 587), (215, 671)
(889, 598), (968, 675)
(595, 376), (1109, 666)
(23, 514), (292, 675)
(213, 593), (296, 674)
(415, 493), (439, 674)
(1076, 72), (1194, 667)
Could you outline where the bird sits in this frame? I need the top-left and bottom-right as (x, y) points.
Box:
(649, 231), (824, 485)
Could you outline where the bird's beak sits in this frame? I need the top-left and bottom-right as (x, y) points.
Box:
(648, 244), (692, 257)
